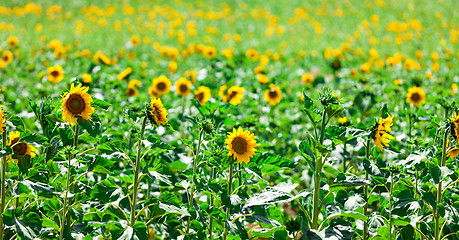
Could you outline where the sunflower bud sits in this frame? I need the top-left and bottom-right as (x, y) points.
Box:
(388, 164), (401, 175)
(285, 217), (301, 234)
(199, 119), (214, 135)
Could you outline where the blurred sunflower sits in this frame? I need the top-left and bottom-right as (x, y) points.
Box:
(302, 73), (314, 84)
(225, 127), (258, 164)
(246, 48), (259, 61)
(168, 61), (177, 73)
(82, 73), (92, 84)
(220, 85), (244, 105)
(372, 114), (395, 151)
(125, 87), (138, 97)
(194, 86), (211, 106)
(152, 76), (171, 96)
(447, 145), (459, 159)
(93, 51), (111, 65)
(257, 73), (268, 84)
(47, 65), (64, 84)
(2, 51), (13, 64)
(184, 70), (197, 83)
(204, 46), (217, 58)
(0, 105), (6, 132)
(175, 78), (191, 97)
(61, 83), (95, 126)
(117, 67), (132, 80)
(147, 98), (168, 126)
(8, 131), (36, 160)
(406, 86), (426, 107)
(264, 84), (282, 106)
(7, 36), (19, 48)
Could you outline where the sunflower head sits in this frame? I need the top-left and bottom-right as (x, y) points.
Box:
(264, 84), (282, 106)
(125, 87), (139, 97)
(152, 75), (172, 96)
(7, 131), (36, 160)
(225, 86), (244, 105)
(2, 51), (13, 64)
(194, 86), (211, 106)
(47, 65), (64, 84)
(406, 86), (426, 107)
(175, 78), (192, 97)
(371, 114), (395, 151)
(61, 83), (95, 126)
(0, 105), (6, 133)
(225, 127), (258, 164)
(146, 98), (168, 126)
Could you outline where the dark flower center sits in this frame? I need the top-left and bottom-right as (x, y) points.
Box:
(228, 91), (238, 100)
(51, 70), (60, 77)
(268, 90), (278, 98)
(195, 92), (204, 101)
(411, 92), (421, 102)
(179, 84), (188, 93)
(13, 142), (27, 156)
(157, 82), (167, 91)
(126, 88), (136, 96)
(67, 94), (86, 114)
(232, 137), (247, 154)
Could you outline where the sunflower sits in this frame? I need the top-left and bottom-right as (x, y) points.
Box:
(118, 67), (132, 80)
(204, 46), (217, 58)
(147, 98), (168, 126)
(194, 86), (211, 106)
(93, 51), (111, 65)
(7, 36), (19, 48)
(131, 35), (141, 46)
(8, 131), (36, 160)
(152, 76), (171, 96)
(2, 51), (13, 64)
(184, 70), (197, 83)
(82, 73), (92, 84)
(302, 73), (314, 84)
(225, 127), (258, 164)
(257, 74), (269, 84)
(264, 84), (282, 106)
(61, 83), (95, 126)
(220, 85), (244, 105)
(372, 114), (395, 151)
(128, 79), (142, 88)
(0, 105), (6, 133)
(450, 112), (459, 139)
(246, 48), (259, 61)
(47, 65), (64, 84)
(125, 87), (139, 97)
(406, 86), (426, 107)
(168, 61), (177, 73)
(447, 145), (459, 159)
(175, 78), (191, 97)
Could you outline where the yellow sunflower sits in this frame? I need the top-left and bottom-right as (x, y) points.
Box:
(0, 105), (6, 133)
(175, 78), (192, 97)
(194, 86), (211, 106)
(246, 48), (259, 61)
(225, 127), (258, 164)
(147, 98), (168, 126)
(185, 70), (197, 83)
(302, 73), (314, 84)
(8, 131), (36, 160)
(125, 87), (139, 97)
(93, 51), (111, 65)
(220, 85), (244, 105)
(447, 145), (459, 159)
(82, 73), (92, 84)
(204, 46), (217, 58)
(47, 65), (64, 84)
(118, 67), (132, 80)
(61, 83), (95, 126)
(257, 74), (269, 84)
(128, 79), (142, 88)
(406, 86), (426, 107)
(372, 114), (395, 151)
(264, 84), (282, 106)
(168, 61), (177, 73)
(7, 36), (19, 48)
(152, 75), (172, 96)
(450, 112), (459, 139)
(2, 51), (13, 64)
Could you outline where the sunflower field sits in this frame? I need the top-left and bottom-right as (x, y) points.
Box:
(1, 0), (459, 239)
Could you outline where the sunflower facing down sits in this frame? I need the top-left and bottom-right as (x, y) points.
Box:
(194, 86), (211, 106)
(264, 84), (282, 106)
(152, 75), (172, 96)
(0, 105), (6, 133)
(47, 65), (64, 84)
(8, 131), (36, 160)
(225, 127), (258, 164)
(406, 86), (426, 107)
(147, 98), (168, 126)
(117, 67), (132, 80)
(61, 83), (95, 126)
(175, 78), (192, 97)
(372, 114), (395, 151)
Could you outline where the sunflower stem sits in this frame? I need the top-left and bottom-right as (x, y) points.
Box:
(0, 131), (7, 240)
(208, 167), (215, 240)
(223, 163), (233, 240)
(59, 152), (72, 240)
(130, 116), (147, 227)
(363, 138), (371, 240)
(238, 163), (243, 191)
(312, 109), (327, 229)
(435, 128), (448, 240)
(389, 172), (394, 240)
(185, 129), (204, 235)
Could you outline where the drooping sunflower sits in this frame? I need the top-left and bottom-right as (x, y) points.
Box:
(8, 131), (36, 160)
(0, 105), (6, 133)
(2, 51), (13, 64)
(450, 112), (459, 139)
(61, 83), (95, 126)
(47, 65), (64, 84)
(406, 86), (426, 107)
(152, 76), (171, 96)
(194, 86), (211, 106)
(225, 127), (258, 164)
(264, 84), (282, 106)
(372, 114), (395, 151)
(175, 78), (192, 97)
(117, 67), (132, 80)
(147, 98), (168, 126)
(93, 51), (111, 65)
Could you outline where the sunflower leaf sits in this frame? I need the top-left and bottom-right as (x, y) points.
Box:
(92, 98), (111, 111)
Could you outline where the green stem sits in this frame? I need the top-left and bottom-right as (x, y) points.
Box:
(59, 153), (72, 240)
(130, 117), (148, 226)
(208, 167), (215, 240)
(389, 172), (394, 240)
(343, 142), (347, 172)
(223, 163), (234, 240)
(435, 129), (448, 240)
(0, 131), (7, 240)
(312, 110), (327, 229)
(238, 163), (243, 190)
(363, 138), (371, 240)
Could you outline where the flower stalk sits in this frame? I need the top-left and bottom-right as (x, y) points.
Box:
(130, 116), (147, 226)
(0, 131), (7, 240)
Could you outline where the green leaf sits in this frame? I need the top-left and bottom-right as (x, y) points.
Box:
(92, 98), (112, 111)
(0, 146), (12, 158)
(431, 166), (454, 184)
(78, 115), (101, 137)
(158, 202), (190, 217)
